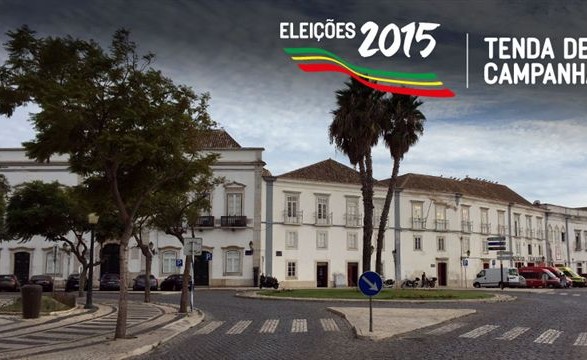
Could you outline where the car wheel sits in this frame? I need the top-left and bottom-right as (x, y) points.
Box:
(473, 282), (481, 288)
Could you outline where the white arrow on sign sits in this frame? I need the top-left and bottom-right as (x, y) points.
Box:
(361, 276), (379, 291)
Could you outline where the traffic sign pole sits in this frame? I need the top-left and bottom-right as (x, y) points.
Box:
(358, 271), (383, 333)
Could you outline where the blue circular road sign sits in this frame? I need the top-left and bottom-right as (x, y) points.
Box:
(358, 271), (383, 297)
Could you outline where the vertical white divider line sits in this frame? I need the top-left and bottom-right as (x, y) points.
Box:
(466, 33), (470, 89)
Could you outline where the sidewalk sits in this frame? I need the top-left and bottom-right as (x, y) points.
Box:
(0, 300), (203, 360)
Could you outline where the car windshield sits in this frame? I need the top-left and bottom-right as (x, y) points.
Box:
(103, 274), (119, 280)
(508, 268), (519, 276)
(543, 269), (556, 279)
(0, 275), (13, 280)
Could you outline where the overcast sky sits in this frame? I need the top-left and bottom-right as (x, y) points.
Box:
(1, 0), (586, 207)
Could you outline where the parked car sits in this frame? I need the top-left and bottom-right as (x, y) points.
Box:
(160, 274), (192, 291)
(518, 268), (548, 288)
(99, 273), (121, 291)
(472, 267), (526, 288)
(132, 274), (158, 291)
(557, 266), (586, 287)
(65, 273), (90, 292)
(0, 274), (20, 292)
(29, 275), (54, 292)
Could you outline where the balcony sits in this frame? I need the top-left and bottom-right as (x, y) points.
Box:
(497, 225), (507, 236)
(194, 216), (215, 228)
(283, 210), (303, 225)
(525, 228), (534, 239)
(480, 223), (491, 234)
(411, 217), (426, 230)
(345, 213), (362, 227)
(461, 220), (472, 233)
(435, 219), (449, 231)
(220, 216), (247, 227)
(314, 212), (332, 226)
(514, 226), (523, 237)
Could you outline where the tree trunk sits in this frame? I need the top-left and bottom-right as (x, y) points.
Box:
(144, 252), (152, 303)
(79, 264), (88, 298)
(375, 156), (400, 275)
(115, 235), (130, 339)
(360, 153), (375, 273)
(179, 254), (191, 313)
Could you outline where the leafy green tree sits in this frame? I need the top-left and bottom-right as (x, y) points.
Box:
(5, 181), (98, 297)
(0, 26), (216, 339)
(330, 78), (386, 272)
(375, 95), (425, 277)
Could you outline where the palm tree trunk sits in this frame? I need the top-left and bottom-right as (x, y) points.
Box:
(360, 152), (375, 272)
(375, 155), (401, 275)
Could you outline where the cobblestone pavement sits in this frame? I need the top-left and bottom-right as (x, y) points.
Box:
(136, 288), (587, 360)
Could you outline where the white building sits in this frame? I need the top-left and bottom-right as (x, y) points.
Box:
(2, 137), (587, 288)
(0, 130), (265, 287)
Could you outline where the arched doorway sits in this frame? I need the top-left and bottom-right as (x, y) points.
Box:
(100, 244), (120, 276)
(14, 252), (30, 285)
(194, 251), (210, 286)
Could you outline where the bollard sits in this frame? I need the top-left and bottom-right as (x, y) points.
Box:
(21, 284), (43, 319)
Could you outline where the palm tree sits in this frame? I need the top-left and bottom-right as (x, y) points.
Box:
(329, 78), (386, 272)
(375, 94), (426, 277)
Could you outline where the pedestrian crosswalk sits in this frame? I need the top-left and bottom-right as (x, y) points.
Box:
(426, 323), (586, 346)
(193, 318), (342, 336)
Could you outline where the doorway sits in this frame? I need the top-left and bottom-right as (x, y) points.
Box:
(316, 262), (328, 287)
(347, 262), (358, 287)
(194, 251), (210, 286)
(14, 252), (30, 285)
(437, 262), (448, 286)
(100, 244), (120, 276)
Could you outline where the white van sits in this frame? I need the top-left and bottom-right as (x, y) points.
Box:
(472, 268), (526, 288)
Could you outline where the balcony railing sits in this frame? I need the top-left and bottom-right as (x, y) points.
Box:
(283, 210), (303, 225)
(411, 217), (426, 230)
(480, 223), (491, 234)
(220, 216), (247, 227)
(435, 219), (449, 231)
(345, 213), (362, 227)
(525, 228), (534, 239)
(514, 226), (523, 237)
(461, 220), (472, 233)
(194, 216), (215, 228)
(497, 225), (507, 236)
(314, 212), (332, 226)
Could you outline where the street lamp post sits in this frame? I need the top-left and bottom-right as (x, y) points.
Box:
(85, 213), (99, 309)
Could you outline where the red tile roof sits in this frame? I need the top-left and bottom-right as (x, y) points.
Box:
(379, 173), (531, 206)
(200, 130), (241, 149)
(277, 159), (363, 185)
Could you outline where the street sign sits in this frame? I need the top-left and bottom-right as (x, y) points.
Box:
(497, 255), (513, 260)
(487, 236), (506, 251)
(462, 259), (468, 267)
(358, 271), (383, 297)
(184, 237), (203, 256)
(496, 250), (513, 255)
(204, 252), (212, 261)
(176, 259), (183, 267)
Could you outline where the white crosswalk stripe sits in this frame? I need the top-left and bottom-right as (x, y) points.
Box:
(496, 327), (530, 340)
(259, 319), (279, 334)
(574, 333), (587, 346)
(194, 321), (224, 335)
(226, 320), (252, 335)
(534, 329), (562, 344)
(427, 322), (466, 335)
(320, 318), (340, 332)
(291, 319), (307, 333)
(459, 325), (499, 339)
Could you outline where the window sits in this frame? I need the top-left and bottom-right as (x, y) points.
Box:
(515, 241), (521, 255)
(227, 193), (242, 216)
(482, 239), (489, 254)
(45, 251), (60, 275)
(286, 231), (298, 249)
(435, 204), (447, 230)
(514, 214), (521, 237)
(345, 197), (360, 227)
(316, 195), (330, 225)
(538, 244), (543, 256)
(461, 206), (471, 232)
(437, 236), (445, 251)
(411, 202), (425, 229)
(480, 208), (490, 234)
(575, 231), (582, 251)
(414, 235), (422, 251)
(286, 261), (297, 279)
(317, 231), (328, 249)
(373, 199), (384, 227)
(347, 232), (358, 250)
(527, 244), (533, 255)
(224, 249), (242, 275)
(462, 236), (470, 254)
(525, 216), (533, 238)
(162, 251), (177, 274)
(497, 210), (506, 235)
(536, 217), (544, 239)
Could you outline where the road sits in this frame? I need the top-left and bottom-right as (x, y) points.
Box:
(130, 288), (587, 360)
